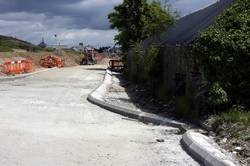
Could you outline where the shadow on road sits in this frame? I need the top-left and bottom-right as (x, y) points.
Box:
(85, 68), (107, 71)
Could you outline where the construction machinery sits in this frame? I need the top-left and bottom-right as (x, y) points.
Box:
(40, 55), (64, 68)
(109, 59), (123, 72)
(80, 48), (96, 65)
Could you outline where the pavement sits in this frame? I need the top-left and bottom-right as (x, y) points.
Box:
(104, 73), (168, 114)
(88, 69), (239, 166)
(0, 65), (199, 166)
(0, 68), (56, 81)
(104, 75), (139, 111)
(89, 71), (186, 130)
(182, 131), (238, 166)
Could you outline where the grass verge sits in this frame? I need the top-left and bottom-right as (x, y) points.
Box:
(208, 106), (250, 165)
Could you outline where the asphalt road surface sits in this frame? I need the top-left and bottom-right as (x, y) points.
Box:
(0, 66), (199, 166)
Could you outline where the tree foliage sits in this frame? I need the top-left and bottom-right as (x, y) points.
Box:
(194, 0), (250, 107)
(208, 82), (228, 107)
(129, 43), (161, 90)
(108, 0), (174, 51)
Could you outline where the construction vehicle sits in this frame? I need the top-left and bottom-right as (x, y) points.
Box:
(40, 55), (64, 68)
(109, 59), (123, 72)
(80, 48), (96, 65)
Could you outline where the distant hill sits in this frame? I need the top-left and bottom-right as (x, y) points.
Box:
(0, 35), (42, 52)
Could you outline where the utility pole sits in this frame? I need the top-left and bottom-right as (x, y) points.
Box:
(54, 34), (61, 56)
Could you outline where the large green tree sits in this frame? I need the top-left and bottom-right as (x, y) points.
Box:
(195, 0), (250, 107)
(108, 0), (174, 52)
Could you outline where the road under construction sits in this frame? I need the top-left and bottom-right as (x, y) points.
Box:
(0, 65), (198, 166)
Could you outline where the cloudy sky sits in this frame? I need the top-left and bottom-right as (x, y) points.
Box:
(0, 0), (216, 47)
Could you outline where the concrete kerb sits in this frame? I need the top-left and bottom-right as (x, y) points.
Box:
(88, 69), (239, 166)
(87, 69), (186, 131)
(0, 68), (57, 81)
(87, 70), (140, 120)
(181, 131), (237, 166)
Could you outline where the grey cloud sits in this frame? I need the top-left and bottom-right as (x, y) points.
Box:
(0, 0), (122, 30)
(0, 0), (122, 46)
(0, 0), (217, 46)
(167, 0), (216, 16)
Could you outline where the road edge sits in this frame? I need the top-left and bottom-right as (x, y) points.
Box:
(87, 69), (238, 166)
(87, 69), (187, 130)
(181, 131), (237, 166)
(0, 68), (57, 81)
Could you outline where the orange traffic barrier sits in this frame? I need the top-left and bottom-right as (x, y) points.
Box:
(2, 60), (34, 75)
(40, 55), (64, 68)
(23, 60), (34, 73)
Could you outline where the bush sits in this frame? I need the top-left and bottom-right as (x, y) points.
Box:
(194, 0), (250, 108)
(129, 43), (145, 83)
(208, 82), (228, 107)
(130, 43), (161, 87)
(144, 45), (159, 82)
(44, 47), (56, 52)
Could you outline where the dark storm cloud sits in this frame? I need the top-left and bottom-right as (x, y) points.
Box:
(0, 0), (80, 13)
(0, 0), (216, 46)
(0, 0), (121, 46)
(0, 0), (121, 30)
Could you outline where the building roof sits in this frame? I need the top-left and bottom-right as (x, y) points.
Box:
(143, 0), (234, 47)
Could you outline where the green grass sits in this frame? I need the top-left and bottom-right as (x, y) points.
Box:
(0, 35), (42, 52)
(213, 106), (250, 125)
(220, 110), (250, 125)
(0, 45), (13, 52)
(211, 106), (250, 138)
(209, 107), (250, 164)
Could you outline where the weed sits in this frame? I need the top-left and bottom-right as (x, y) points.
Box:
(210, 105), (250, 136)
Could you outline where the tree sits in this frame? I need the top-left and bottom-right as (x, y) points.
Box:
(194, 0), (250, 107)
(108, 0), (174, 52)
(146, 1), (174, 35)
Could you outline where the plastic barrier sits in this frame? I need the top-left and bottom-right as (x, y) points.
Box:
(2, 60), (34, 75)
(23, 60), (34, 73)
(40, 55), (64, 68)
